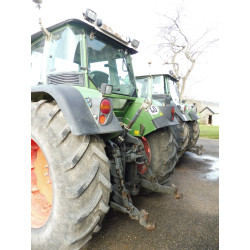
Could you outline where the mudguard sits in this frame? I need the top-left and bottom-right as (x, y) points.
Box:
(151, 105), (179, 129)
(171, 102), (187, 122)
(188, 110), (199, 121)
(123, 100), (179, 137)
(31, 84), (123, 136)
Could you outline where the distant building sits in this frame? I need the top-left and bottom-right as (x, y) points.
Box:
(185, 99), (219, 126)
(199, 106), (219, 125)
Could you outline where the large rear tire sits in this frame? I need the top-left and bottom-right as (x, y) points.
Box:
(142, 128), (178, 185)
(170, 117), (189, 159)
(31, 100), (111, 249)
(187, 120), (200, 148)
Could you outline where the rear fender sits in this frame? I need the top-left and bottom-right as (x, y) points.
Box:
(188, 110), (200, 121)
(31, 85), (123, 136)
(170, 102), (187, 122)
(151, 105), (179, 130)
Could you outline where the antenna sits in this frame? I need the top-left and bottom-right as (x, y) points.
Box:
(32, 0), (50, 38)
(147, 61), (152, 99)
(148, 60), (152, 76)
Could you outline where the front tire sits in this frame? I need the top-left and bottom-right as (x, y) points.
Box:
(31, 100), (111, 249)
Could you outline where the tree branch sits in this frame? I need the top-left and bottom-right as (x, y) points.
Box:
(156, 7), (218, 99)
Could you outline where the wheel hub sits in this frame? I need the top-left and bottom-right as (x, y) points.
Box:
(137, 137), (151, 175)
(31, 139), (53, 228)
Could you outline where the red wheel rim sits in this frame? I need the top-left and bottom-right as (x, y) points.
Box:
(31, 139), (53, 228)
(138, 137), (151, 175)
(141, 137), (151, 164)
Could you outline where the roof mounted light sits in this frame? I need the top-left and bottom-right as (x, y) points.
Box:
(84, 9), (97, 23)
(131, 39), (140, 49)
(125, 36), (131, 43)
(96, 18), (103, 27)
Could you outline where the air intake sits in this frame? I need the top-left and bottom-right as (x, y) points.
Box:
(47, 73), (85, 86)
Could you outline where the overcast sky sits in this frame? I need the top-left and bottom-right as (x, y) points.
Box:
(31, 0), (219, 102)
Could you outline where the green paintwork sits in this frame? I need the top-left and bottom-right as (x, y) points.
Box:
(73, 86), (102, 98)
(183, 104), (192, 119)
(183, 103), (200, 120)
(73, 86), (160, 137)
(122, 98), (162, 137)
(103, 94), (136, 101)
(73, 83), (159, 137)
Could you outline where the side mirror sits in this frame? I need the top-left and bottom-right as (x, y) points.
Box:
(32, 0), (43, 3)
(100, 83), (113, 94)
(164, 95), (171, 104)
(32, 0), (42, 10)
(105, 85), (113, 94)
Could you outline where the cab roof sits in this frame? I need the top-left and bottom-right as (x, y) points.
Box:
(31, 18), (138, 55)
(136, 73), (178, 82)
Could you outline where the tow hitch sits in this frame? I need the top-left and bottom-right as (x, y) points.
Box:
(140, 179), (183, 199)
(107, 98), (183, 231)
(110, 201), (156, 231)
(187, 144), (205, 156)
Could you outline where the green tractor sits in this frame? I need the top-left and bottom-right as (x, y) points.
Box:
(31, 4), (183, 249)
(136, 73), (204, 157)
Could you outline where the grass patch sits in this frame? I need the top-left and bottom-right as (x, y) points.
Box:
(199, 125), (219, 139)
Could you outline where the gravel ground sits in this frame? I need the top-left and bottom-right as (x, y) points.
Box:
(84, 138), (219, 250)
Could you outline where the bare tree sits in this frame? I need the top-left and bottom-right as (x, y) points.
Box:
(157, 8), (218, 101)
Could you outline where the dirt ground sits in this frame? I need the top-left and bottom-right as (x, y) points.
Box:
(84, 138), (219, 250)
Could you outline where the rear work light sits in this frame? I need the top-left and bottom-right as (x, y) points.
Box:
(100, 99), (111, 114)
(171, 107), (175, 121)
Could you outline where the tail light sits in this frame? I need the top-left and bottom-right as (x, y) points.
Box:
(184, 105), (186, 112)
(100, 99), (111, 114)
(171, 107), (175, 121)
(99, 115), (106, 124)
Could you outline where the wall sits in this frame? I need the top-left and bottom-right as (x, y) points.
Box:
(200, 108), (213, 125)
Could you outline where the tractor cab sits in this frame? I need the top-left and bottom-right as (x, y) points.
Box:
(136, 73), (199, 120)
(31, 10), (139, 110)
(136, 74), (180, 105)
